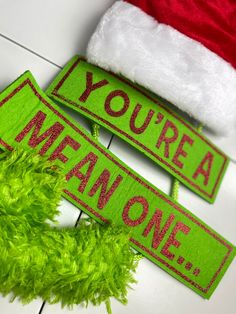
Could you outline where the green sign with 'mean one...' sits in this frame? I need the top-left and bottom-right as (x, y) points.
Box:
(46, 56), (229, 203)
(0, 72), (235, 299)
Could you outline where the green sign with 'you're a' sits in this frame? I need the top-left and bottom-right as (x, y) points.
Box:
(46, 56), (229, 204)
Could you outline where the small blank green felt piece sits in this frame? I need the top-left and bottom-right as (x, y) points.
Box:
(0, 72), (235, 299)
(46, 56), (229, 204)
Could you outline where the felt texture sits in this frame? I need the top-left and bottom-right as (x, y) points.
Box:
(46, 56), (229, 204)
(0, 149), (137, 312)
(127, 0), (236, 69)
(0, 71), (235, 299)
(86, 1), (236, 135)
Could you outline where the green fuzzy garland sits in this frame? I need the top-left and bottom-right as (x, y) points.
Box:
(0, 149), (138, 313)
(0, 149), (64, 226)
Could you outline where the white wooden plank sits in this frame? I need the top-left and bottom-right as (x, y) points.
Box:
(0, 296), (43, 314)
(0, 0), (116, 67)
(204, 128), (236, 162)
(0, 36), (58, 91)
(178, 161), (236, 244)
(41, 257), (236, 314)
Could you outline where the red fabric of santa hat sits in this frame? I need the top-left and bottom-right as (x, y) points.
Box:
(87, 0), (236, 135)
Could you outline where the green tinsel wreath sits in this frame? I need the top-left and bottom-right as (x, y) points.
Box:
(0, 149), (138, 313)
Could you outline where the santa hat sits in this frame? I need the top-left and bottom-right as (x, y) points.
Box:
(87, 0), (236, 135)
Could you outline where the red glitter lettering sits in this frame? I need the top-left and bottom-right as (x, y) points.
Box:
(15, 110), (64, 155)
(66, 152), (98, 193)
(105, 90), (130, 117)
(49, 135), (81, 163)
(185, 262), (193, 271)
(193, 152), (214, 186)
(79, 71), (108, 102)
(155, 112), (164, 124)
(130, 104), (155, 134)
(142, 209), (175, 249)
(88, 169), (123, 209)
(177, 256), (185, 265)
(172, 134), (194, 169)
(161, 222), (191, 261)
(122, 196), (149, 227)
(193, 268), (201, 277)
(156, 120), (178, 158)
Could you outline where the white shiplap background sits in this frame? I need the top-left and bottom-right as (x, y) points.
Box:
(0, 1), (235, 314)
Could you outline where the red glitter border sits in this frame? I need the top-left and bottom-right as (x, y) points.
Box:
(0, 77), (233, 295)
(51, 57), (228, 200)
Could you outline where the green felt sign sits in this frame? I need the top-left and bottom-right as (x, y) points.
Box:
(0, 71), (235, 299)
(46, 56), (229, 204)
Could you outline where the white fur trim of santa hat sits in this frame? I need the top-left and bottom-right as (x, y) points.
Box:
(87, 1), (236, 135)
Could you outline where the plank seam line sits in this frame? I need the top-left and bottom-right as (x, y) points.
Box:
(0, 32), (61, 69)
